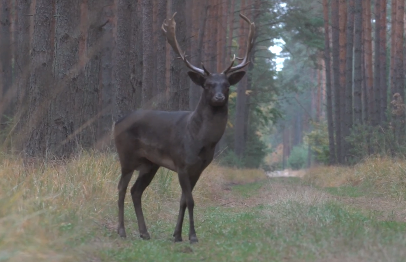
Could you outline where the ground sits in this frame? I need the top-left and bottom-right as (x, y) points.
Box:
(92, 177), (406, 262)
(1, 155), (406, 261)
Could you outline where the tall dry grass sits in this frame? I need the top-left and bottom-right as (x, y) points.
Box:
(304, 156), (406, 200)
(0, 151), (266, 261)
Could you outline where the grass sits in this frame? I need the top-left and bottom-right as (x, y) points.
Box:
(231, 181), (264, 198)
(323, 185), (366, 198)
(304, 156), (406, 200)
(1, 152), (406, 261)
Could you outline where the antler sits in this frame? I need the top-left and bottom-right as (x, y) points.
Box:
(162, 13), (208, 76)
(222, 13), (256, 75)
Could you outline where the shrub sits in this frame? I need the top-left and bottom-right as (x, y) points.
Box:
(288, 145), (308, 170)
(218, 150), (244, 168)
(305, 121), (329, 165)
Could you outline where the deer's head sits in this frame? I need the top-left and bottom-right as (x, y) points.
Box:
(162, 13), (255, 107)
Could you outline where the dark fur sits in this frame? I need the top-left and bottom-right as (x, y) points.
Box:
(114, 71), (245, 243)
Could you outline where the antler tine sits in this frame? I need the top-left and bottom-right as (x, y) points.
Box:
(221, 54), (236, 74)
(222, 13), (256, 75)
(162, 13), (207, 76)
(202, 63), (210, 75)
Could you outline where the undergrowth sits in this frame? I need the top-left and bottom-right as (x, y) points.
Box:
(304, 156), (406, 200)
(0, 151), (266, 261)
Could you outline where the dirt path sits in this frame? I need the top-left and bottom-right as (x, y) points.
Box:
(334, 194), (406, 222)
(222, 178), (406, 223)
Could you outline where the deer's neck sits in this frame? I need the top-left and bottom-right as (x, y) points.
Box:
(188, 96), (228, 143)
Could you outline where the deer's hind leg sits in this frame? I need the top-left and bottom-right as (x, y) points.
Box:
(117, 167), (134, 238)
(131, 161), (159, 240)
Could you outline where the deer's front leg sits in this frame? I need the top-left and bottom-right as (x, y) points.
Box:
(173, 193), (186, 242)
(176, 172), (199, 243)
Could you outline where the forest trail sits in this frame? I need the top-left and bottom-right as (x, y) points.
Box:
(225, 176), (406, 223)
(222, 177), (406, 262)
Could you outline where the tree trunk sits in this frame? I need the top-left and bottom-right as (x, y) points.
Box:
(73, 0), (98, 149)
(169, 0), (189, 110)
(87, 0), (115, 149)
(208, 0), (218, 71)
(0, 0), (13, 127)
(14, 0), (32, 149)
(156, 0), (167, 110)
(130, 0), (143, 110)
(47, 0), (81, 156)
(234, 0), (248, 159)
(344, 0), (354, 163)
(189, 0), (203, 110)
(379, 0), (388, 124)
(142, 0), (154, 108)
(391, 0), (397, 98)
(373, 0), (381, 127)
(363, 0), (374, 124)
(395, 0), (404, 141)
(323, 0), (336, 165)
(25, 0), (55, 156)
(228, 0), (235, 59)
(114, 0), (133, 118)
(332, 0), (340, 163)
(353, 0), (362, 123)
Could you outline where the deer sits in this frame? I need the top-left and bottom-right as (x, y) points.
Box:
(113, 12), (255, 243)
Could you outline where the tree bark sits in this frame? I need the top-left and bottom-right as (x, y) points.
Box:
(332, 0), (340, 163)
(14, 0), (32, 148)
(0, 0), (13, 127)
(156, 0), (167, 110)
(170, 0), (189, 110)
(142, 0), (154, 108)
(46, 0), (81, 156)
(114, 0), (133, 118)
(353, 0), (362, 123)
(87, 0), (115, 149)
(323, 0), (336, 165)
(234, 0), (247, 158)
(189, 0), (203, 110)
(373, 0), (381, 127)
(394, 0), (404, 141)
(363, 0), (374, 124)
(344, 0), (354, 163)
(379, 0), (388, 124)
(130, 0), (143, 110)
(25, 0), (55, 156)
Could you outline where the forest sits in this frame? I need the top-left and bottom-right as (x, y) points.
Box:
(3, 0), (406, 261)
(2, 0), (403, 168)
(274, 0), (406, 168)
(0, 0), (277, 168)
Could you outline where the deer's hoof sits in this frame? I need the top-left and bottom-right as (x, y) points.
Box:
(189, 236), (198, 244)
(118, 228), (127, 238)
(174, 235), (183, 242)
(140, 232), (151, 240)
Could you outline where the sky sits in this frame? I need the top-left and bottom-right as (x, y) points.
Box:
(269, 38), (286, 71)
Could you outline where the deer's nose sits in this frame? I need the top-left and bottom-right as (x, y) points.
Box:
(214, 94), (225, 102)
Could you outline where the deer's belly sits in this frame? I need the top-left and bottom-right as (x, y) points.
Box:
(139, 147), (176, 171)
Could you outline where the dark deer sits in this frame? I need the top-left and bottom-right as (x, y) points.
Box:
(114, 13), (255, 243)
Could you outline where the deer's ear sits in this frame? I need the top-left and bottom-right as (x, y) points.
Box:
(227, 71), (246, 85)
(188, 71), (206, 87)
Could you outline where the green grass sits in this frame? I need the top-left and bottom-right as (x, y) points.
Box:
(91, 183), (406, 262)
(231, 181), (265, 198)
(323, 185), (366, 198)
(2, 154), (406, 261)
